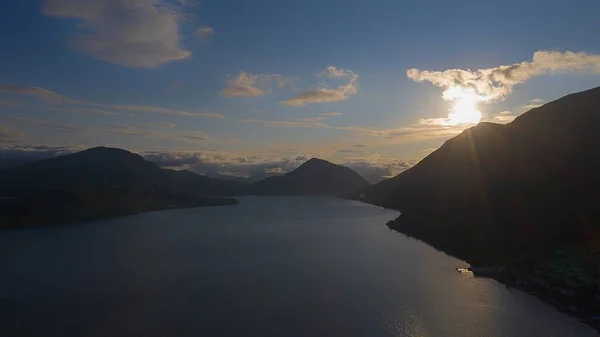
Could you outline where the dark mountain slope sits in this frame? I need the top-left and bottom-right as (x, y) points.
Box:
(247, 158), (370, 195)
(0, 147), (244, 198)
(345, 86), (600, 329)
(0, 147), (240, 228)
(349, 86), (600, 261)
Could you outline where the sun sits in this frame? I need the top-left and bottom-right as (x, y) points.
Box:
(443, 87), (482, 126)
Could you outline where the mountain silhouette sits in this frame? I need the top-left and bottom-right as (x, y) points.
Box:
(347, 86), (600, 263)
(0, 147), (240, 227)
(0, 146), (244, 198)
(247, 158), (370, 195)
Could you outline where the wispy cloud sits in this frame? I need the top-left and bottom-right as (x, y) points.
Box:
(48, 106), (118, 116)
(407, 50), (600, 102)
(320, 112), (342, 116)
(239, 117), (464, 143)
(104, 124), (210, 143)
(281, 66), (358, 106)
(296, 112), (343, 122)
(0, 116), (94, 133)
(0, 98), (24, 108)
(111, 105), (223, 119)
(220, 71), (288, 97)
(43, 0), (191, 67)
(0, 125), (26, 140)
(0, 85), (94, 105)
(0, 85), (222, 119)
(520, 98), (545, 111)
(196, 26), (214, 39)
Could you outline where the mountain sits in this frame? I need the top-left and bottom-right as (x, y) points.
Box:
(0, 147), (240, 228)
(0, 147), (244, 198)
(346, 86), (600, 326)
(246, 158), (370, 195)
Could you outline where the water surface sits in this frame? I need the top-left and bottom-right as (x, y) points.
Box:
(0, 196), (595, 336)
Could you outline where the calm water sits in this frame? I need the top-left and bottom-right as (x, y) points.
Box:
(0, 196), (595, 337)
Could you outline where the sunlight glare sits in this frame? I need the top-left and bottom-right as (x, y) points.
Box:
(443, 87), (483, 126)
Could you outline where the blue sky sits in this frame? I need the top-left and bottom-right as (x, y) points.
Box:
(1, 0), (600, 177)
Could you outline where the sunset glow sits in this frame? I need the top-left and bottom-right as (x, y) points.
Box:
(442, 87), (483, 126)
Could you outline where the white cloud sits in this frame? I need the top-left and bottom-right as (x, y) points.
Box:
(520, 98), (545, 111)
(281, 66), (359, 106)
(44, 0), (191, 68)
(493, 115), (516, 123)
(220, 71), (287, 97)
(196, 26), (214, 39)
(319, 66), (355, 78)
(407, 50), (600, 102)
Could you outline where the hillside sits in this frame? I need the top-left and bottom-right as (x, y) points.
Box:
(0, 147), (244, 198)
(345, 86), (600, 326)
(247, 158), (370, 195)
(0, 147), (240, 228)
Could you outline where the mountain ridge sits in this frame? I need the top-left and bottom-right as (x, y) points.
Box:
(246, 157), (370, 195)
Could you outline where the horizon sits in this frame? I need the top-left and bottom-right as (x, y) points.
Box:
(1, 0), (600, 179)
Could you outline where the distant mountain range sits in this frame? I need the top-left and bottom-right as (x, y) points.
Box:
(346, 86), (600, 327)
(246, 158), (370, 195)
(0, 147), (370, 227)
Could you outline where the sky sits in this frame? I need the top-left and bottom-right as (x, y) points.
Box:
(1, 0), (600, 178)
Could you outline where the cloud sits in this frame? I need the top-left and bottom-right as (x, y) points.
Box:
(493, 115), (516, 123)
(0, 98), (23, 108)
(0, 144), (83, 169)
(344, 160), (415, 183)
(295, 112), (343, 122)
(1, 116), (93, 133)
(44, 0), (191, 67)
(407, 50), (600, 102)
(319, 66), (355, 78)
(281, 66), (358, 106)
(520, 98), (545, 111)
(320, 112), (342, 116)
(141, 122), (176, 129)
(0, 125), (26, 140)
(220, 71), (288, 97)
(111, 105), (223, 119)
(104, 124), (209, 143)
(196, 26), (214, 39)
(143, 151), (206, 168)
(48, 106), (118, 115)
(239, 117), (464, 143)
(1, 84), (222, 119)
(0, 85), (74, 103)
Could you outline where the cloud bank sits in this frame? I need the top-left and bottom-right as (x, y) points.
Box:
(44, 0), (191, 67)
(407, 50), (600, 102)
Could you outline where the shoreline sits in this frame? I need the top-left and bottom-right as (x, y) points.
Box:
(385, 215), (600, 334)
(0, 196), (239, 229)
